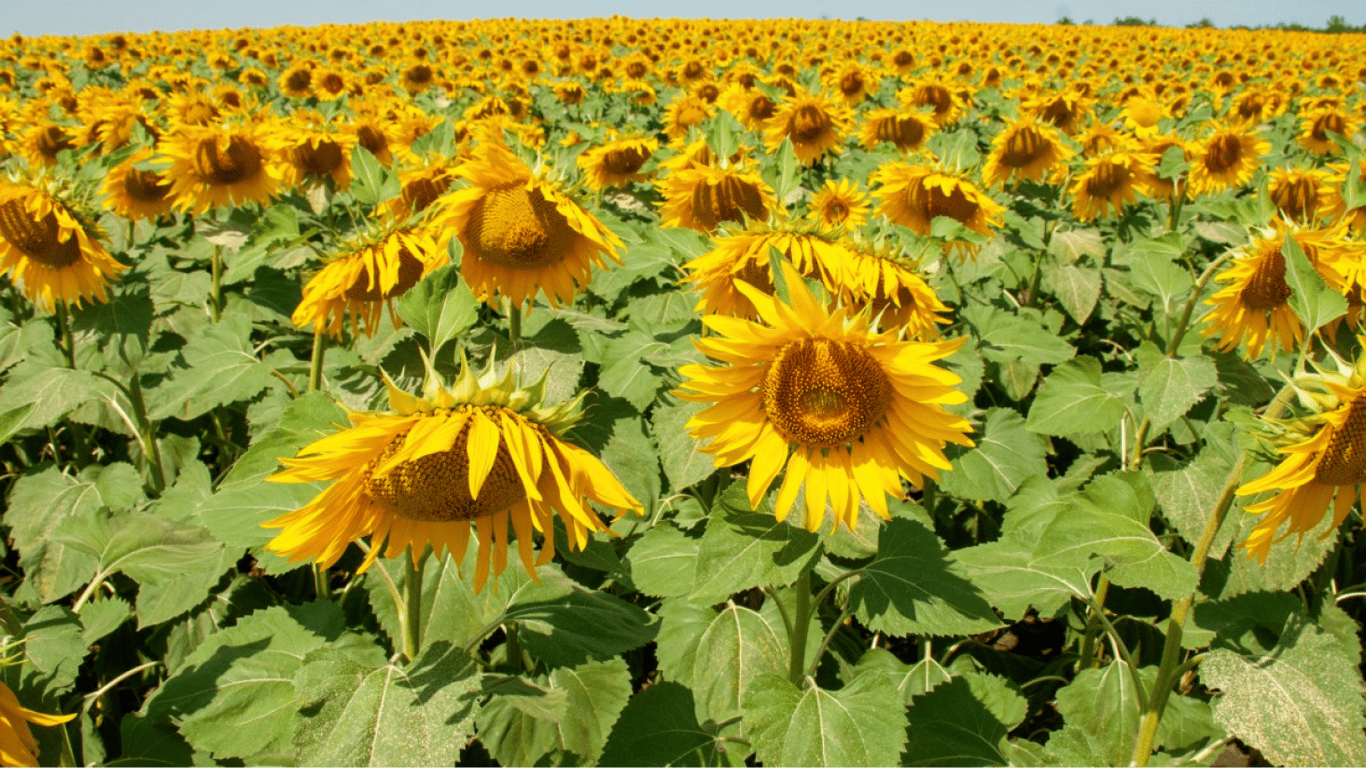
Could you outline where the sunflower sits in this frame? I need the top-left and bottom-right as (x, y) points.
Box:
(0, 680), (75, 767)
(1236, 359), (1366, 563)
(1142, 133), (1197, 202)
(553, 80), (586, 106)
(681, 224), (850, 318)
(807, 178), (871, 230)
(0, 181), (125, 311)
(1120, 95), (1169, 136)
(266, 354), (642, 592)
(858, 108), (938, 153)
(431, 141), (622, 310)
(872, 164), (1003, 255)
(1268, 167), (1335, 224)
(1188, 127), (1270, 196)
(719, 83), (778, 131)
(980, 117), (1073, 188)
(676, 260), (972, 532)
(656, 163), (777, 235)
(1298, 107), (1360, 156)
(310, 66), (350, 101)
(662, 94), (714, 142)
(293, 223), (448, 339)
(763, 91), (851, 166)
(18, 123), (73, 168)
(1325, 162), (1366, 232)
(378, 156), (460, 221)
(101, 149), (174, 221)
(271, 122), (357, 190)
(1069, 152), (1156, 221)
(825, 61), (879, 106)
(899, 80), (964, 126)
(160, 122), (282, 214)
(1025, 91), (1091, 134)
(1200, 222), (1319, 359)
(576, 135), (658, 190)
(278, 63), (314, 99)
(834, 238), (951, 339)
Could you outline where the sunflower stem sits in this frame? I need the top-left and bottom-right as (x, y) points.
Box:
(312, 563), (331, 601)
(507, 300), (523, 344)
(210, 244), (223, 322)
(1167, 188), (1185, 234)
(787, 570), (813, 685)
(308, 325), (327, 393)
(1129, 388), (1293, 766)
(128, 374), (167, 495)
(1165, 253), (1230, 358)
(805, 606), (854, 679)
(1076, 574), (1110, 671)
(54, 304), (89, 466)
(400, 547), (428, 664)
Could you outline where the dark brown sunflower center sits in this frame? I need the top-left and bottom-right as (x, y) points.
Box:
(1241, 250), (1291, 310)
(1237, 95), (1265, 120)
(319, 73), (346, 95)
(402, 176), (447, 215)
(357, 125), (389, 159)
(36, 125), (72, 159)
(823, 201), (849, 221)
(362, 418), (526, 522)
(690, 175), (768, 231)
(840, 72), (865, 96)
(467, 185), (572, 268)
(790, 105), (830, 143)
(747, 95), (776, 122)
(913, 85), (953, 118)
(0, 199), (82, 268)
(626, 60), (647, 78)
(404, 65), (433, 87)
(1273, 178), (1319, 221)
(294, 141), (344, 177)
(1085, 162), (1128, 199)
(875, 115), (926, 150)
(1314, 396), (1366, 485)
(1205, 134), (1243, 173)
(125, 169), (170, 203)
(284, 69), (311, 93)
(923, 184), (980, 224)
(999, 126), (1047, 167)
(1312, 113), (1345, 143)
(344, 245), (426, 301)
(193, 136), (262, 185)
(601, 145), (650, 176)
(762, 338), (891, 447)
(1040, 99), (1075, 129)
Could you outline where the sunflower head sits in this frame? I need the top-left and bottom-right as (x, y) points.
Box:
(1069, 152), (1157, 221)
(859, 108), (938, 153)
(806, 178), (871, 231)
(161, 121), (282, 214)
(681, 220), (849, 319)
(0, 175), (125, 311)
(1298, 107), (1360, 156)
(834, 235), (951, 339)
(101, 148), (175, 221)
(871, 163), (1003, 255)
(1188, 126), (1270, 196)
(657, 162), (777, 235)
(764, 91), (851, 166)
(266, 350), (642, 591)
(576, 135), (658, 191)
(981, 117), (1074, 188)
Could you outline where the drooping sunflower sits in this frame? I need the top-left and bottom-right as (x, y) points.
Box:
(377, 155), (461, 221)
(763, 91), (852, 166)
(676, 260), (973, 532)
(266, 355), (642, 592)
(834, 237), (951, 339)
(1236, 356), (1366, 563)
(431, 141), (622, 310)
(661, 94), (714, 142)
(271, 121), (357, 191)
(18, 122), (73, 168)
(1188, 126), (1270, 196)
(1069, 152), (1156, 221)
(292, 222), (448, 339)
(0, 181), (126, 311)
(719, 83), (778, 131)
(159, 122), (282, 214)
(1200, 222), (1320, 360)
(858, 108), (937, 153)
(1142, 133), (1197, 202)
(1298, 107), (1360, 156)
(806, 178), (871, 230)
(0, 679), (75, 767)
(825, 61), (879, 106)
(872, 163), (1004, 255)
(656, 163), (777, 235)
(980, 117), (1074, 188)
(1267, 167), (1335, 224)
(101, 149), (175, 221)
(1025, 91), (1091, 135)
(576, 135), (658, 190)
(681, 223), (851, 319)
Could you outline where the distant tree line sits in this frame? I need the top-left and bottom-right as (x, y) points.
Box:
(1054, 13), (1364, 32)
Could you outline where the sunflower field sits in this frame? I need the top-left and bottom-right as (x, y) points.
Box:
(1, 15), (1366, 767)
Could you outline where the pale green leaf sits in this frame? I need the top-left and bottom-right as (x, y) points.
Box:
(742, 673), (907, 768)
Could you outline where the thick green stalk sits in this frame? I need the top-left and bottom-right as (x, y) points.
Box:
(400, 548), (428, 663)
(54, 304), (89, 466)
(128, 375), (167, 494)
(1168, 189), (1185, 234)
(1076, 575), (1111, 671)
(787, 571), (813, 685)
(508, 301), (523, 344)
(308, 325), (326, 393)
(210, 244), (223, 322)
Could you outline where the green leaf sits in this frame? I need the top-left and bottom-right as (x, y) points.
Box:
(625, 522), (700, 598)
(1053, 661), (1149, 765)
(600, 682), (729, 767)
(774, 138), (801, 202)
(71, 285), (155, 366)
(846, 518), (1001, 637)
(599, 331), (668, 410)
(1150, 448), (1238, 561)
(1035, 502), (1198, 601)
(965, 305), (1075, 366)
(54, 508), (228, 627)
(148, 313), (294, 421)
(79, 596), (130, 644)
(651, 398), (717, 493)
(7, 465), (127, 602)
(22, 606), (85, 693)
(478, 658), (632, 765)
(1043, 262), (1102, 324)
(0, 363), (121, 432)
(692, 485), (822, 603)
(349, 145), (400, 206)
(706, 112), (741, 164)
(742, 673), (907, 768)
(1135, 342), (1217, 431)
(691, 603), (788, 723)
(1122, 237), (1192, 314)
(395, 263), (479, 355)
(1026, 356), (1134, 436)
(1219, 495), (1337, 598)
(942, 408), (1049, 503)
(953, 538), (1098, 618)
(1283, 230), (1348, 332)
(1202, 617), (1366, 767)
(293, 640), (482, 767)
(143, 603), (345, 763)
(1047, 228), (1106, 262)
(902, 671), (1026, 767)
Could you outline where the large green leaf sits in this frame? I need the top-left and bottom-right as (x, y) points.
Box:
(1202, 615), (1366, 767)
(942, 408), (1049, 503)
(651, 398), (717, 493)
(742, 673), (907, 768)
(1282, 232), (1347, 333)
(1026, 356), (1134, 436)
(599, 682), (730, 767)
(395, 262), (479, 355)
(143, 603), (345, 763)
(691, 603), (788, 723)
(477, 658), (632, 765)
(1035, 503), (1198, 601)
(846, 518), (1002, 637)
(1135, 342), (1218, 431)
(148, 313), (296, 421)
(624, 522), (700, 598)
(966, 305), (1076, 367)
(953, 538), (1098, 618)
(293, 640), (482, 767)
(691, 485), (822, 603)
(902, 671), (1026, 767)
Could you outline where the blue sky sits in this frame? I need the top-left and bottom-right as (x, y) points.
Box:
(7, 0), (1363, 38)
